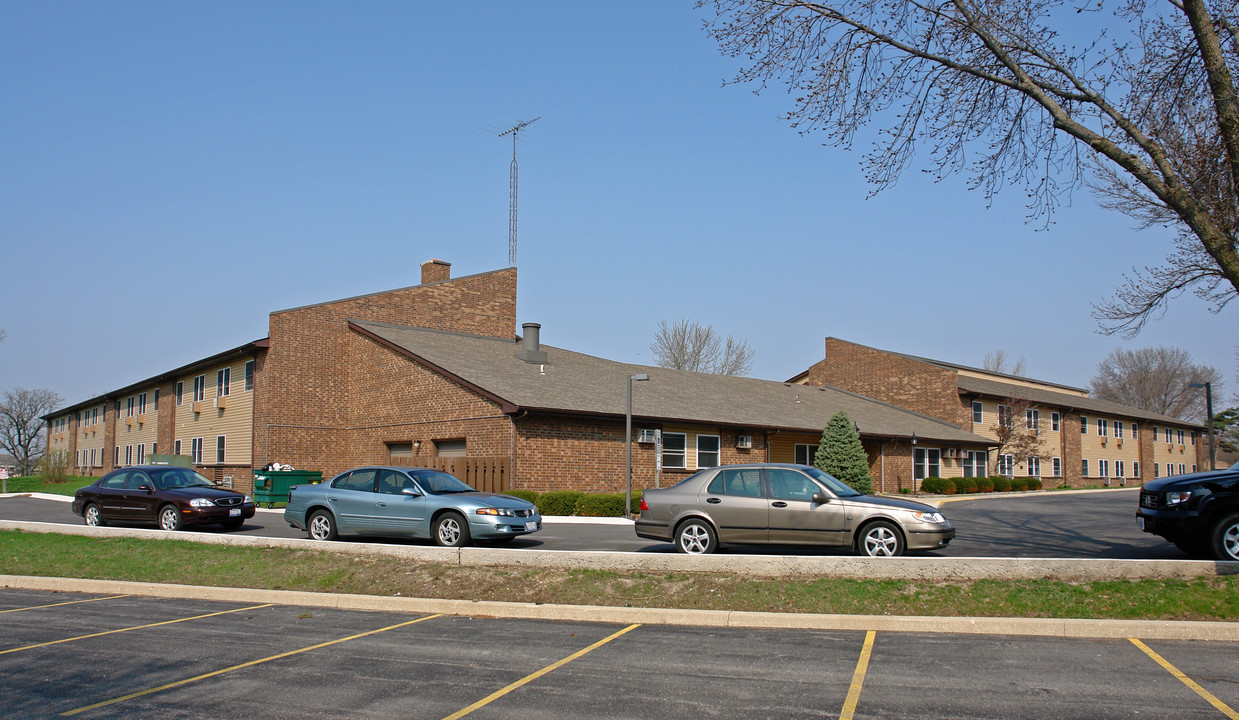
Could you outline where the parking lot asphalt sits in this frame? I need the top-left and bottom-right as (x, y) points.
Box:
(2, 589), (1236, 720)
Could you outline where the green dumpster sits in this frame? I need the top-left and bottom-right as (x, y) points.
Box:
(252, 470), (323, 507)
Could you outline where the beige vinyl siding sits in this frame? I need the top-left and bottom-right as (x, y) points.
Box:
(1080, 414), (1142, 480)
(662, 424), (723, 470)
(117, 388), (159, 464)
(77, 405), (107, 467)
(767, 432), (822, 464)
(174, 358), (254, 465)
(956, 369), (1089, 398)
(1150, 424), (1196, 471)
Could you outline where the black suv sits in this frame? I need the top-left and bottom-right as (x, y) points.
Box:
(1136, 467), (1239, 560)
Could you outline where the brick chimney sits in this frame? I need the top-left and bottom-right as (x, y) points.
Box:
(420, 259), (451, 285)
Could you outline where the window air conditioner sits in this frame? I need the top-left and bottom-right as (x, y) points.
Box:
(945, 448), (958, 458)
(736, 435), (753, 449)
(637, 429), (658, 444)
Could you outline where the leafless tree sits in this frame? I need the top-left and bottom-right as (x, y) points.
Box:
(983, 349), (1027, 376)
(0, 388), (63, 477)
(650, 319), (756, 375)
(1089, 346), (1222, 421)
(991, 396), (1043, 475)
(700, 0), (1239, 337)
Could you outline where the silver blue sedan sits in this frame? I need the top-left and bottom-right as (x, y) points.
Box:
(284, 466), (541, 546)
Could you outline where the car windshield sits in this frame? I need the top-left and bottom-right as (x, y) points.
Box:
(414, 471), (476, 494)
(154, 469), (217, 490)
(802, 466), (864, 498)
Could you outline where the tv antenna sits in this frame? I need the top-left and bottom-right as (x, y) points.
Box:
(498, 117), (539, 267)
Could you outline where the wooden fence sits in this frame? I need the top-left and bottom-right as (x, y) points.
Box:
(390, 456), (511, 494)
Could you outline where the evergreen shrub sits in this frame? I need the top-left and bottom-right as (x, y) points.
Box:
(575, 493), (626, 517)
(975, 476), (994, 493)
(537, 491), (584, 516)
(919, 476), (953, 494)
(954, 476), (978, 494)
(991, 476), (1012, 492)
(502, 489), (539, 504)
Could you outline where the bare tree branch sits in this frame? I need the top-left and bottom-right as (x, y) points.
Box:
(1089, 346), (1222, 421)
(650, 319), (756, 376)
(0, 388), (63, 476)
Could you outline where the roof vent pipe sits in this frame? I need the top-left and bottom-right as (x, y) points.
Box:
(517, 323), (548, 364)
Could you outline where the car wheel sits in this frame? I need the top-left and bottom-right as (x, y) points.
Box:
(308, 510), (338, 541)
(158, 505), (183, 532)
(433, 512), (471, 547)
(858, 521), (905, 557)
(83, 504), (106, 527)
(1212, 513), (1239, 561)
(674, 518), (717, 554)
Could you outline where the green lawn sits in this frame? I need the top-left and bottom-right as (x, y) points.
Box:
(1, 530), (1236, 621)
(1, 474), (94, 496)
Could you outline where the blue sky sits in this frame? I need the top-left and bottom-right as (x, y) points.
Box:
(2, 1), (1235, 408)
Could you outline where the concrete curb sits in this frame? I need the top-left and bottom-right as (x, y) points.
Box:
(3, 574), (1237, 641)
(3, 520), (1237, 581)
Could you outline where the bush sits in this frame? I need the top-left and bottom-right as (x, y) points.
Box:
(575, 493), (626, 517)
(975, 476), (994, 493)
(1025, 476), (1043, 491)
(919, 476), (954, 494)
(991, 476), (1011, 492)
(37, 450), (73, 484)
(1008, 476), (1027, 491)
(536, 491), (584, 517)
(954, 476), (978, 494)
(502, 489), (539, 504)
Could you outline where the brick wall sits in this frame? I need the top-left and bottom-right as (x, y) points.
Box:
(1061, 413), (1083, 488)
(253, 266), (517, 474)
(157, 380), (177, 458)
(806, 339), (969, 427)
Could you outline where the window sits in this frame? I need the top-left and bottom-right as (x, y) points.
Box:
(1178, 429), (1185, 445)
(1052, 457), (1061, 477)
(176, 382), (184, 406)
(138, 392), (147, 415)
(1133, 461), (1140, 478)
(1132, 423), (1138, 440)
(1027, 456), (1040, 477)
(794, 444), (819, 466)
(1115, 460), (1124, 478)
(1190, 431), (1196, 445)
(1080, 416), (1088, 434)
(137, 444), (145, 464)
(767, 468), (822, 501)
(216, 436), (226, 464)
(1191, 464), (1197, 473)
(434, 439), (467, 457)
(1115, 421), (1123, 438)
(1082, 459), (1089, 477)
(114, 446), (120, 466)
(191, 437), (203, 464)
(126, 397), (135, 418)
(1098, 418), (1108, 436)
(662, 432), (686, 469)
(1098, 459), (1109, 478)
(914, 448), (941, 481)
(174, 439), (182, 456)
(696, 435), (720, 468)
(217, 368), (230, 397)
(1178, 463), (1186, 475)
(998, 454), (1014, 477)
(972, 401), (983, 424)
(153, 389), (158, 412)
(706, 467), (763, 498)
(333, 469), (377, 492)
(1026, 409), (1040, 431)
(1051, 412), (1060, 431)
(245, 360), (254, 391)
(963, 451), (987, 478)
(193, 375), (205, 402)
(125, 445), (133, 465)
(1154, 462), (1160, 478)
(997, 405), (1013, 428)
(151, 442), (156, 455)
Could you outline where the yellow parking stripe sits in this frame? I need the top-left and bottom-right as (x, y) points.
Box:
(840, 631), (876, 720)
(0, 595), (129, 614)
(1, 604), (273, 656)
(442, 624), (640, 720)
(1131, 638), (1239, 719)
(61, 614), (441, 717)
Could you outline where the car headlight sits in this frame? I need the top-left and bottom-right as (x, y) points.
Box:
(911, 511), (947, 524)
(476, 507), (515, 516)
(189, 498), (215, 508)
(243, 495), (253, 504)
(1165, 491), (1192, 506)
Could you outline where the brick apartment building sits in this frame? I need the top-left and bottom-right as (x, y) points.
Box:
(793, 338), (1208, 488)
(44, 259), (993, 495)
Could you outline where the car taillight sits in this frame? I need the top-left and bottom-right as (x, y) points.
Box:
(639, 497), (649, 512)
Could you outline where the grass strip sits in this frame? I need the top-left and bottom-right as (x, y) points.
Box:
(1, 476), (94, 496)
(2, 530), (1236, 621)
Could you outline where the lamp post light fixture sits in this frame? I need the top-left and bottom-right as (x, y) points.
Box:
(626, 373), (649, 517)
(1189, 381), (1216, 471)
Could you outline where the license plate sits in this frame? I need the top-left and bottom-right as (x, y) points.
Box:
(525, 521), (538, 531)
(230, 508), (241, 517)
(1136, 517), (1145, 530)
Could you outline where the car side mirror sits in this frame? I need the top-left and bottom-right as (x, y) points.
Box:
(812, 492), (831, 504)
(401, 487), (422, 496)
(139, 485), (153, 493)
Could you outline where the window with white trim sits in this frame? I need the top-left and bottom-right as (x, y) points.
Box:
(1154, 462), (1160, 478)
(1133, 461), (1140, 478)
(191, 437), (203, 464)
(1051, 412), (1060, 431)
(217, 368), (230, 397)
(125, 445), (133, 466)
(193, 375), (205, 403)
(176, 381), (184, 406)
(138, 392), (147, 415)
(1115, 421), (1124, 438)
(914, 448), (941, 481)
(972, 401), (983, 424)
(1027, 456), (1040, 477)
(1082, 458), (1089, 477)
(1098, 459), (1109, 477)
(174, 439), (182, 457)
(1178, 463), (1186, 475)
(998, 454), (1014, 477)
(1080, 416), (1088, 434)
(1026, 409), (1040, 431)
(1132, 423), (1138, 440)
(216, 435), (226, 464)
(997, 405), (1013, 428)
(1178, 429), (1185, 445)
(1115, 460), (1124, 478)
(245, 360), (254, 391)
(137, 444), (145, 464)
(1052, 457), (1061, 477)
(126, 397), (135, 418)
(662, 432), (686, 470)
(1190, 431), (1196, 445)
(153, 389), (158, 412)
(962, 451), (987, 478)
(794, 444), (819, 466)
(1098, 418), (1108, 436)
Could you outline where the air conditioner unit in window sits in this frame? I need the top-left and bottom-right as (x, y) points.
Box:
(636, 428), (658, 444)
(214, 396), (228, 410)
(945, 448), (958, 458)
(736, 435), (753, 449)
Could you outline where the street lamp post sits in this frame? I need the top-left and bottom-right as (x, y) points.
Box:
(626, 373), (649, 517)
(1189, 381), (1216, 471)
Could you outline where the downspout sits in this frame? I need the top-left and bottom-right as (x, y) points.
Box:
(510, 410), (527, 489)
(880, 441), (886, 494)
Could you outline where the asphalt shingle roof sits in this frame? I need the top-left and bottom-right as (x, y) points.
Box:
(955, 375), (1200, 427)
(352, 320), (992, 445)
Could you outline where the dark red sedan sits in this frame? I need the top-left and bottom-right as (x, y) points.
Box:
(72, 465), (255, 531)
